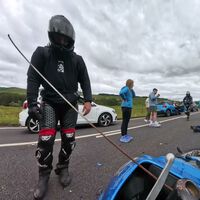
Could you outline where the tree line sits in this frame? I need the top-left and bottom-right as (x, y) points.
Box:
(0, 92), (147, 108)
(0, 93), (124, 107)
(0, 93), (26, 106)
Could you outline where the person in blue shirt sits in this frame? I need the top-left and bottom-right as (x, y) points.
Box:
(119, 79), (136, 143)
(149, 88), (160, 127)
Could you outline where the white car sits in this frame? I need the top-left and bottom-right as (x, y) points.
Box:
(19, 98), (117, 133)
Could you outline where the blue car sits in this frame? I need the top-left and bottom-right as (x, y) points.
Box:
(156, 102), (179, 117)
(99, 150), (200, 200)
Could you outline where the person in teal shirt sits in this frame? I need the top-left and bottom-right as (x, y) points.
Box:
(119, 79), (136, 143)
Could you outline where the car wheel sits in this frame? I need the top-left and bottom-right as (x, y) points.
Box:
(98, 113), (112, 127)
(166, 109), (171, 117)
(26, 117), (40, 134)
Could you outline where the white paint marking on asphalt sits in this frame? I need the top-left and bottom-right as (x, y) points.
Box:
(0, 126), (133, 148)
(0, 112), (199, 148)
(96, 112), (199, 138)
(0, 127), (26, 130)
(0, 133), (101, 148)
(0, 141), (38, 147)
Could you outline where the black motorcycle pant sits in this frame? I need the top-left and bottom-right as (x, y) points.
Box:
(35, 102), (78, 173)
(185, 105), (191, 116)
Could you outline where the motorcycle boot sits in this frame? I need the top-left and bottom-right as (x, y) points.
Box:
(55, 167), (71, 187)
(33, 171), (50, 200)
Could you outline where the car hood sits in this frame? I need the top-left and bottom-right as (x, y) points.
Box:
(99, 155), (200, 200)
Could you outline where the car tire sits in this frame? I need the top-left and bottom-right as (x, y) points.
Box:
(26, 117), (40, 134)
(98, 113), (112, 127)
(166, 109), (171, 117)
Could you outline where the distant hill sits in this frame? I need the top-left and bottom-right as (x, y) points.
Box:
(0, 87), (26, 95)
(0, 87), (177, 107)
(0, 87), (26, 106)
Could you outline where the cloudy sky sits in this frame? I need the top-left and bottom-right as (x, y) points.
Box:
(1, 0), (200, 100)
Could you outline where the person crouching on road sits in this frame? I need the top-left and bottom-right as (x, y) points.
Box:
(149, 88), (160, 127)
(119, 79), (136, 143)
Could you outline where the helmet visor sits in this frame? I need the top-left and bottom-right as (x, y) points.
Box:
(50, 32), (71, 47)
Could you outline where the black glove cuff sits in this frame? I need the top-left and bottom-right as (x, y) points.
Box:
(28, 102), (38, 108)
(84, 99), (92, 103)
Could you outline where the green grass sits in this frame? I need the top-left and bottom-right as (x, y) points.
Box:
(0, 104), (147, 126)
(0, 92), (167, 126)
(92, 94), (147, 119)
(111, 105), (147, 119)
(0, 106), (21, 126)
(0, 87), (177, 126)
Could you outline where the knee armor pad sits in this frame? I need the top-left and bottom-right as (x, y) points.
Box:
(69, 141), (76, 150)
(61, 132), (76, 149)
(59, 141), (76, 164)
(35, 147), (53, 169)
(36, 135), (55, 168)
(61, 128), (75, 138)
(59, 137), (76, 164)
(61, 140), (76, 153)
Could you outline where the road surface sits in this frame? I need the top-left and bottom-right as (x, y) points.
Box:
(0, 112), (200, 200)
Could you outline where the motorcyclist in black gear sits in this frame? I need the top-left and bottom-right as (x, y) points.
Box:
(27, 15), (92, 200)
(183, 91), (193, 121)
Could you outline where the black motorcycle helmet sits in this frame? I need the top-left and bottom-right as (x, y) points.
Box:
(186, 91), (190, 96)
(48, 15), (75, 51)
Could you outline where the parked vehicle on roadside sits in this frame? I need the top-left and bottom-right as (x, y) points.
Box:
(19, 97), (117, 134)
(156, 101), (179, 117)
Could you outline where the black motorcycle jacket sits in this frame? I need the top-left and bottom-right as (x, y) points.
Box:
(27, 46), (92, 106)
(183, 95), (193, 107)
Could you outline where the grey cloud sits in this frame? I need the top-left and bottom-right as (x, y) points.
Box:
(1, 0), (200, 100)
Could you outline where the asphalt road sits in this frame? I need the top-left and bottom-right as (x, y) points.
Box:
(0, 112), (200, 200)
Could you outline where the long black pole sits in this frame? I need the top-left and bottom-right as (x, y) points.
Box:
(8, 34), (173, 191)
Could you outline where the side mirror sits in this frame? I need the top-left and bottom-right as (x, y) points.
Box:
(91, 102), (96, 107)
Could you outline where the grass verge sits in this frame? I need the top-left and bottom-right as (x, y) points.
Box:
(0, 106), (21, 126)
(0, 105), (147, 126)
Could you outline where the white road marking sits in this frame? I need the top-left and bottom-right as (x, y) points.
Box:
(0, 133), (102, 148)
(0, 112), (199, 148)
(0, 141), (38, 147)
(96, 112), (199, 138)
(0, 127), (26, 130)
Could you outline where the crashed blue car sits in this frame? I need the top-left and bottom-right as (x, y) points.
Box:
(99, 150), (200, 200)
(156, 102), (178, 117)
